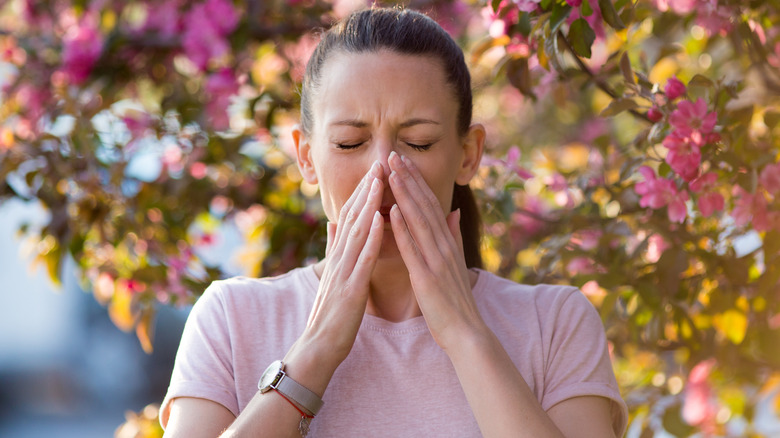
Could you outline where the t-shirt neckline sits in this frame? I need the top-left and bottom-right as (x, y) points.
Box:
(299, 264), (488, 334)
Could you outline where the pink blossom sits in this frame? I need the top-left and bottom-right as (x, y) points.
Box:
(566, 257), (596, 275)
(769, 43), (780, 69)
(511, 195), (547, 239)
(645, 234), (668, 263)
(283, 33), (320, 82)
(190, 162), (208, 179)
(690, 172), (724, 217)
(141, 0), (181, 37)
(515, 0), (542, 13)
(647, 107), (663, 122)
(669, 99), (718, 144)
(695, 0), (733, 36)
(570, 229), (602, 251)
(635, 166), (689, 223)
(682, 359), (718, 432)
(482, 145), (534, 179)
(182, 0), (239, 70)
(61, 17), (104, 84)
(664, 76), (686, 100)
(667, 189), (689, 223)
(565, 0), (582, 6)
(668, 0), (697, 15)
(759, 162), (780, 196)
(205, 68), (239, 130)
(202, 0), (239, 35)
(731, 187), (772, 231)
(662, 132), (701, 181)
(15, 83), (48, 124)
(482, 1), (519, 37)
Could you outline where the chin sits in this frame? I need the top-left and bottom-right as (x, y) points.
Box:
(377, 230), (402, 260)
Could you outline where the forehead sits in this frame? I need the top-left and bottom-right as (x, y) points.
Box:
(313, 50), (458, 130)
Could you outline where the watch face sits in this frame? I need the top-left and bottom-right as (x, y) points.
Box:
(258, 360), (284, 392)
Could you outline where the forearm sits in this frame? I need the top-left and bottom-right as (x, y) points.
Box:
(447, 328), (565, 438)
(221, 337), (340, 437)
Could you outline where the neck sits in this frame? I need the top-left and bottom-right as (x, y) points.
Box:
(313, 255), (421, 323)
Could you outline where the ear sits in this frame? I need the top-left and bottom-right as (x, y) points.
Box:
(293, 125), (318, 184)
(455, 123), (486, 185)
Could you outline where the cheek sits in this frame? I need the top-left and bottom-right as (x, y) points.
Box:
(317, 162), (365, 221)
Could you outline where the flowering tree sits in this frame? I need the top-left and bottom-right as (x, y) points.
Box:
(2, 0), (780, 436)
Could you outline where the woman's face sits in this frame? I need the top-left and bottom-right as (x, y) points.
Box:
(294, 50), (483, 253)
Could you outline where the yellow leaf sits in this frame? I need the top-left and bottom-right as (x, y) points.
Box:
(558, 142), (590, 173)
(109, 286), (138, 332)
(136, 308), (156, 354)
(713, 310), (748, 345)
(649, 57), (678, 85)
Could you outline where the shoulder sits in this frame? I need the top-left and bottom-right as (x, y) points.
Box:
(205, 266), (317, 303)
(189, 266), (318, 324)
(473, 269), (583, 313)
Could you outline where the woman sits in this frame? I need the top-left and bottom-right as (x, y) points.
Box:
(161, 7), (627, 438)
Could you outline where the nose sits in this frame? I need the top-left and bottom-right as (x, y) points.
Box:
(372, 138), (394, 181)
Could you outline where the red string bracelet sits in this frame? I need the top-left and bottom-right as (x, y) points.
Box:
(274, 389), (314, 419)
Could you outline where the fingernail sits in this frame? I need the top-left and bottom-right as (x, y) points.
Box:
(391, 204), (400, 216)
(371, 161), (381, 176)
(456, 208), (461, 221)
(371, 177), (380, 193)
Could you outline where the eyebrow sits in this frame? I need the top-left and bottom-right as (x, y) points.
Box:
(328, 118), (441, 128)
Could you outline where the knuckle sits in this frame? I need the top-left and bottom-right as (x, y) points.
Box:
(413, 211), (430, 229)
(349, 222), (364, 238)
(345, 206), (360, 224)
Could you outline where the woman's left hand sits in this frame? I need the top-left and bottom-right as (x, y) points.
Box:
(387, 151), (487, 351)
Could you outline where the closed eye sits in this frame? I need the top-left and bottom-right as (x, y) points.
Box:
(336, 142), (365, 149)
(406, 142), (433, 151)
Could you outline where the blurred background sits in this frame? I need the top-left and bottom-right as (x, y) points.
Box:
(0, 199), (185, 437)
(2, 0), (780, 437)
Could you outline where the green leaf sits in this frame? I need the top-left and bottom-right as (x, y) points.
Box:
(550, 3), (572, 34)
(658, 161), (672, 178)
(764, 110), (780, 129)
(492, 0), (502, 13)
(620, 52), (635, 84)
(598, 0), (625, 30)
(505, 57), (536, 99)
(569, 19), (595, 59)
(688, 74), (715, 89)
(582, 0), (593, 17)
(599, 98), (638, 117)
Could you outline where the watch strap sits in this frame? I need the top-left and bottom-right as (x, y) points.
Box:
(275, 373), (324, 416)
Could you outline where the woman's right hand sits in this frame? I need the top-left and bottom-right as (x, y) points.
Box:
(282, 161), (385, 390)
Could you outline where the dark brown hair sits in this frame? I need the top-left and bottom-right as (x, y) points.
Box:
(302, 7), (483, 269)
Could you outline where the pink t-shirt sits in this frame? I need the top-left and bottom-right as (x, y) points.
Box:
(160, 266), (628, 436)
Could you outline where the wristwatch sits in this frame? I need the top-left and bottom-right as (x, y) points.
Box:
(258, 360), (324, 416)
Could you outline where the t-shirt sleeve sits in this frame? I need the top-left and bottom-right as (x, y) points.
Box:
(159, 282), (238, 429)
(539, 288), (628, 437)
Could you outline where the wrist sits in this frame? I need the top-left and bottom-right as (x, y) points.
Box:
(282, 334), (343, 397)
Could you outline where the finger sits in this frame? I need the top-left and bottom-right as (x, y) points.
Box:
(389, 203), (428, 277)
(334, 161), (382, 246)
(399, 154), (448, 223)
(333, 171), (379, 258)
(351, 211), (384, 281)
(325, 221), (337, 258)
(338, 176), (384, 271)
(388, 164), (449, 266)
(388, 152), (450, 241)
(446, 208), (465, 257)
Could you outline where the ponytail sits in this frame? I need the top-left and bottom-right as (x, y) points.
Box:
(451, 184), (483, 269)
